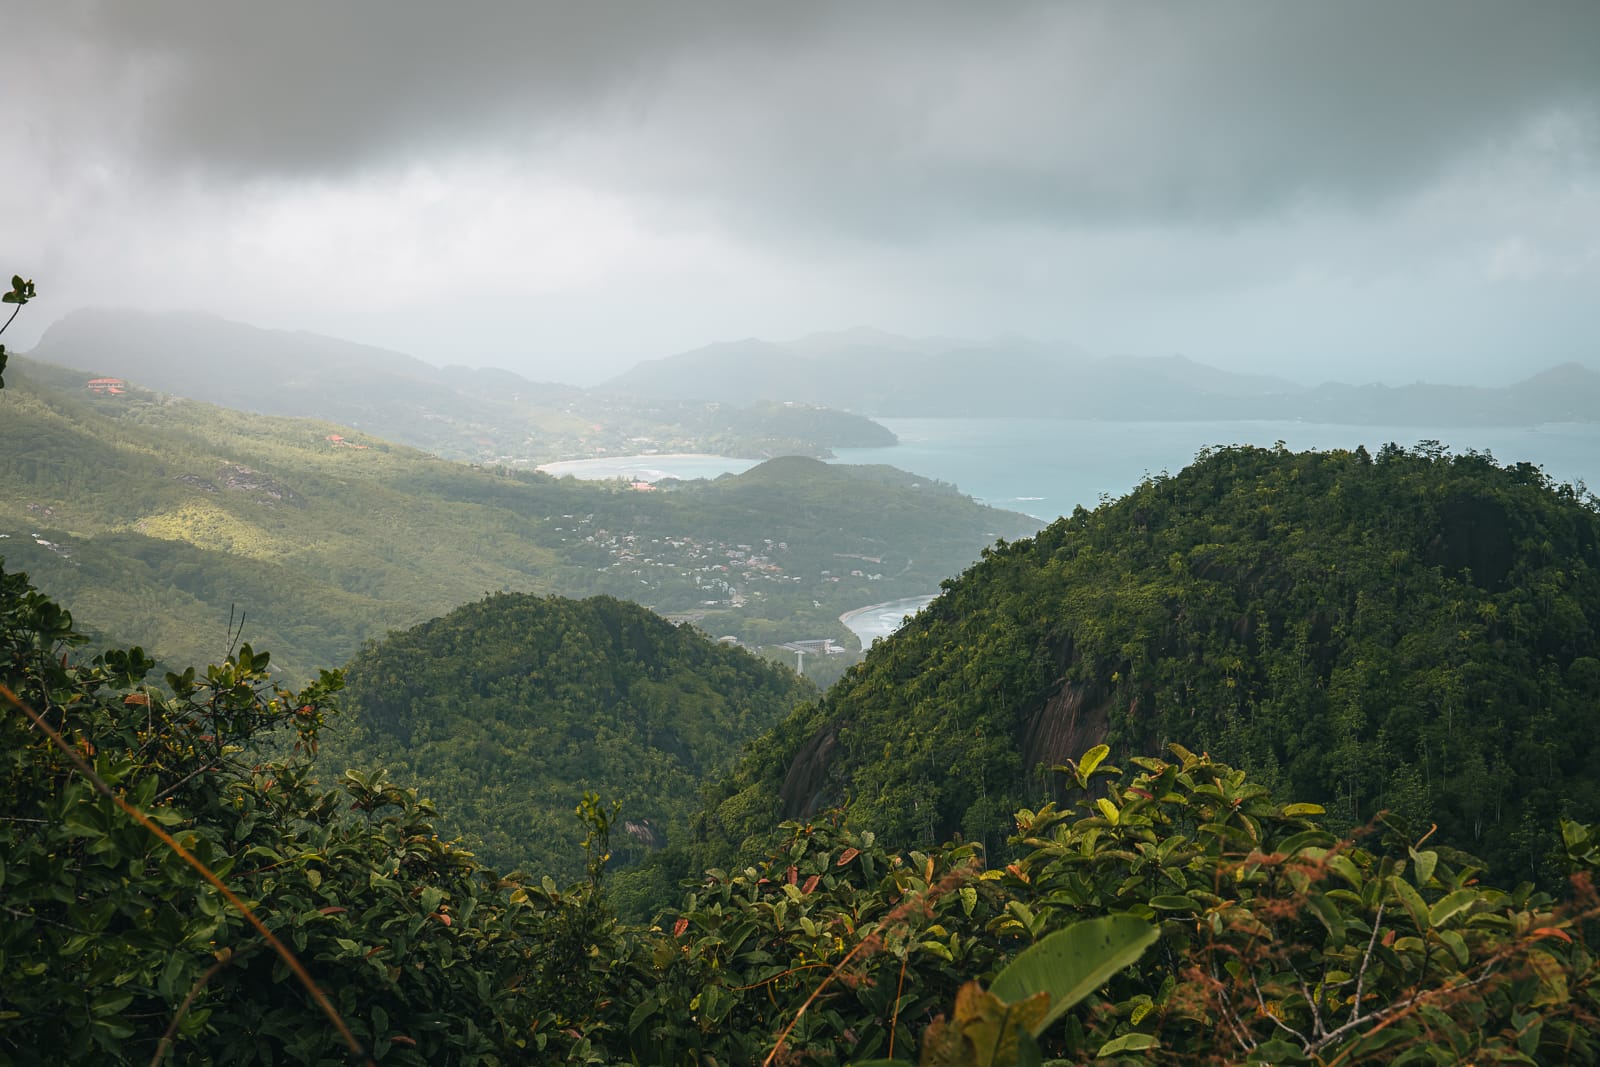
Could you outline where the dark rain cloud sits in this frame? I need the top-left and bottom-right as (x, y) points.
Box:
(20, 1), (1600, 236)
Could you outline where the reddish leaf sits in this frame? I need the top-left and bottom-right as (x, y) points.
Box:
(837, 847), (861, 867)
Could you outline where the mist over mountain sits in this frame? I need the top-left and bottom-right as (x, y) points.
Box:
(605, 328), (1600, 425)
(24, 309), (892, 461)
(604, 329), (1295, 417)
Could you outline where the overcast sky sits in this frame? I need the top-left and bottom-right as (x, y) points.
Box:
(7, 1), (1599, 387)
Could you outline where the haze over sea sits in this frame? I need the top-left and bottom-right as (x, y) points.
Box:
(543, 418), (1600, 524)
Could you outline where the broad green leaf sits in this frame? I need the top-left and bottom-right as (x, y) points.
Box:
(1436, 928), (1469, 967)
(1281, 802), (1325, 817)
(1409, 847), (1438, 886)
(1388, 875), (1429, 934)
(1326, 853), (1364, 890)
(1148, 896), (1197, 911)
(1079, 744), (1110, 781)
(1428, 888), (1477, 928)
(1277, 828), (1337, 855)
(1307, 893), (1346, 948)
(989, 914), (1159, 1037)
(1097, 1032), (1158, 1056)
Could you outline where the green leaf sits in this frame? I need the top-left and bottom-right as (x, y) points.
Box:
(1409, 847), (1438, 886)
(1277, 828), (1337, 855)
(1097, 1032), (1158, 1056)
(1281, 802), (1325, 817)
(1428, 888), (1477, 928)
(1307, 893), (1347, 948)
(92, 990), (134, 1016)
(1436, 928), (1469, 967)
(1079, 743), (1110, 782)
(420, 886), (445, 915)
(1148, 896), (1197, 911)
(1388, 875), (1429, 933)
(988, 914), (1159, 1037)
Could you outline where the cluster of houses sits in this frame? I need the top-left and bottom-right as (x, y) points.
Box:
(555, 515), (800, 606)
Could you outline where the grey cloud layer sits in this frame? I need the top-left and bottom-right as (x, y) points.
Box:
(9, 2), (1598, 386)
(26, 1), (1600, 234)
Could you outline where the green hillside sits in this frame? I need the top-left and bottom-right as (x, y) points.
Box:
(700, 444), (1600, 883)
(0, 356), (1036, 679)
(320, 592), (815, 884)
(6, 558), (1599, 1064)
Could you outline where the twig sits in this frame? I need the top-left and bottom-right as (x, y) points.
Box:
(1210, 963), (1257, 1054)
(1250, 973), (1310, 1052)
(1316, 967), (1499, 1062)
(2, 903), (89, 935)
(888, 950), (911, 1059)
(148, 947), (253, 1066)
(153, 762), (222, 804)
(1349, 899), (1384, 1026)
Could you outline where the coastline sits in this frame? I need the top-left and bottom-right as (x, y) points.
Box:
(837, 595), (937, 627)
(536, 453), (758, 480)
(839, 593), (940, 647)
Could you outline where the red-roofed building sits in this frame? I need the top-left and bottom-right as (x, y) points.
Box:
(87, 377), (126, 395)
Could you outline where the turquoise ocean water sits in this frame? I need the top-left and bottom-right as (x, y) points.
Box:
(833, 419), (1600, 521)
(534, 420), (1600, 524)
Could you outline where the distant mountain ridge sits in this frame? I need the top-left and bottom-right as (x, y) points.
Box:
(31, 309), (1600, 432)
(605, 329), (1600, 425)
(25, 309), (893, 462)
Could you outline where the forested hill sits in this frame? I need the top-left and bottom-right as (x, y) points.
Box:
(0, 356), (1035, 678)
(703, 444), (1600, 882)
(318, 593), (815, 884)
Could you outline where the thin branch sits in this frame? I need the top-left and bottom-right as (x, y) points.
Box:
(888, 950), (911, 1060)
(152, 762), (222, 804)
(1316, 967), (1500, 1062)
(1210, 963), (1257, 1054)
(1250, 972), (1311, 1052)
(2, 903), (89, 935)
(1288, 958), (1324, 1040)
(1350, 899), (1385, 1026)
(148, 948), (253, 1067)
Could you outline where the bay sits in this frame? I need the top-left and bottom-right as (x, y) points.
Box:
(537, 453), (760, 482)
(832, 418), (1600, 521)
(840, 594), (940, 647)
